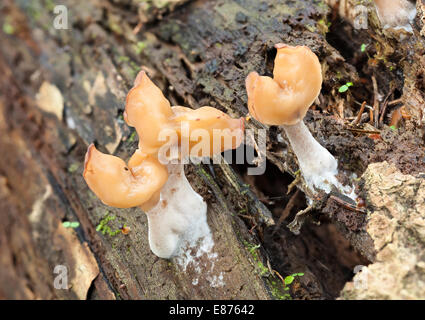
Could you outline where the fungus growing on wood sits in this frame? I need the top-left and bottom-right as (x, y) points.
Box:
(246, 44), (353, 196)
(84, 144), (168, 209)
(124, 71), (174, 155)
(83, 71), (244, 259)
(169, 106), (245, 157)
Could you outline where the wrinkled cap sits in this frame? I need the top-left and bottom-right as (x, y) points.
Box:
(246, 44), (322, 126)
(124, 71), (245, 159)
(170, 106), (245, 157)
(83, 144), (168, 209)
(124, 71), (173, 154)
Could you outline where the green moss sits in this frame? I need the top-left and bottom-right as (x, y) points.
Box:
(198, 166), (215, 186)
(2, 22), (14, 35)
(68, 162), (79, 173)
(128, 61), (141, 79)
(244, 241), (269, 276)
(135, 41), (147, 55)
(127, 130), (137, 143)
(243, 240), (299, 300)
(26, 4), (41, 22)
(271, 286), (289, 300)
(117, 55), (130, 63)
(96, 212), (122, 237)
(44, 0), (55, 12)
(305, 24), (316, 33)
(317, 18), (331, 35)
(139, 0), (172, 9)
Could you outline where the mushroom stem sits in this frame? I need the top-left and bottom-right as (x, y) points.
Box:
(144, 163), (209, 259)
(282, 121), (339, 194)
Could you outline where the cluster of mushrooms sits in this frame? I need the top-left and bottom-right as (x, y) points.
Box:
(84, 71), (244, 258)
(84, 44), (352, 259)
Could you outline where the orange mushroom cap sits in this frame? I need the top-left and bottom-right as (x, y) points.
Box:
(246, 44), (322, 126)
(124, 71), (173, 154)
(83, 144), (168, 209)
(170, 106), (245, 157)
(124, 71), (245, 159)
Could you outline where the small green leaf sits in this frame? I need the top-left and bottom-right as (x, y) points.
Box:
(62, 221), (71, 228)
(361, 43), (367, 52)
(339, 82), (353, 93)
(70, 222), (80, 228)
(284, 275), (295, 285)
(96, 224), (102, 231)
(390, 125), (397, 131)
(248, 244), (261, 253)
(3, 22), (14, 35)
(295, 272), (305, 277)
(339, 85), (349, 93)
(63, 221), (80, 228)
(128, 131), (137, 142)
(135, 41), (147, 54)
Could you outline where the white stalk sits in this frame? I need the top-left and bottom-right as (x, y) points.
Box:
(145, 163), (209, 259)
(283, 121), (352, 196)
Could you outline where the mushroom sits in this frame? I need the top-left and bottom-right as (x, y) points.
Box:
(83, 71), (244, 259)
(246, 44), (352, 196)
(124, 71), (244, 158)
(169, 106), (245, 158)
(373, 0), (416, 33)
(124, 71), (174, 155)
(84, 145), (168, 210)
